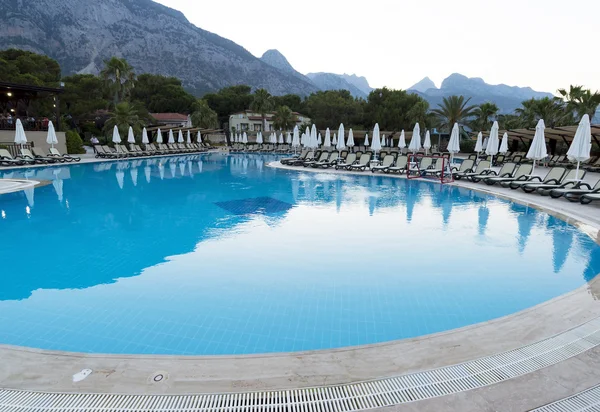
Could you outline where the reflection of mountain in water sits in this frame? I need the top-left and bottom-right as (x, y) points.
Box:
(2, 155), (599, 303)
(0, 154), (286, 301)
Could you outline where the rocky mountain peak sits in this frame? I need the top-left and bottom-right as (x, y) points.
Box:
(408, 77), (437, 93)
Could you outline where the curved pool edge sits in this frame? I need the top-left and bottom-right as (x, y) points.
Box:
(2, 158), (600, 396)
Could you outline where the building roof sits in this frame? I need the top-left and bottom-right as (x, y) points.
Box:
(0, 81), (64, 102)
(150, 113), (189, 122)
(473, 123), (600, 144)
(230, 110), (309, 119)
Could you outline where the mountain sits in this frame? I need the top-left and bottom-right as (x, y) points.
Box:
(259, 49), (309, 83)
(339, 74), (373, 96)
(408, 77), (437, 93)
(0, 0), (319, 96)
(306, 72), (368, 98)
(409, 73), (554, 113)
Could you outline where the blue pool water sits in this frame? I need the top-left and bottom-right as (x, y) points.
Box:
(1, 153), (600, 355)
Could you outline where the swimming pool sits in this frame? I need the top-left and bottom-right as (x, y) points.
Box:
(1, 153), (599, 355)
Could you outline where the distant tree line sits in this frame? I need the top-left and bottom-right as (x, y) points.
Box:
(2, 49), (598, 147)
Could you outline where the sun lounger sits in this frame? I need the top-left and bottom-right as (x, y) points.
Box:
(49, 148), (81, 162)
(454, 160), (490, 180)
(529, 169), (587, 194)
(31, 147), (62, 163)
(484, 164), (533, 185)
(348, 153), (372, 171)
(314, 152), (339, 168)
(549, 179), (600, 200)
(281, 149), (308, 165)
(304, 151), (329, 167)
(506, 167), (566, 190)
(470, 162), (516, 183)
(0, 149), (27, 166)
(386, 155), (408, 174)
(580, 190), (600, 204)
(421, 158), (448, 177)
(407, 156), (433, 176)
(291, 151), (314, 166)
(371, 155), (395, 173)
(20, 148), (51, 164)
(335, 153), (357, 170)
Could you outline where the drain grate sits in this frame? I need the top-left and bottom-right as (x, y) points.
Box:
(2, 317), (600, 411)
(531, 384), (600, 411)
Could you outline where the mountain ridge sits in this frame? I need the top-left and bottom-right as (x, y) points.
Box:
(0, 0), (319, 96)
(409, 73), (554, 113)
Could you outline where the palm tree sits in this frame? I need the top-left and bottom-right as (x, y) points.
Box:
(250, 88), (273, 131)
(103, 102), (146, 139)
(558, 85), (600, 121)
(272, 105), (296, 131)
(497, 113), (524, 130)
(100, 57), (136, 105)
(515, 97), (569, 128)
(471, 102), (499, 131)
(190, 99), (218, 129)
(431, 95), (477, 132)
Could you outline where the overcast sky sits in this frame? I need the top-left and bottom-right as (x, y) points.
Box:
(156, 0), (599, 94)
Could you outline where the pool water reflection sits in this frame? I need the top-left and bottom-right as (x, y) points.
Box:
(0, 153), (599, 355)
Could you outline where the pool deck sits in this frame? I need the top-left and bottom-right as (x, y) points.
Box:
(1, 155), (600, 411)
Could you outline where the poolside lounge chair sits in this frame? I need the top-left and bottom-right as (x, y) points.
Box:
(484, 164), (533, 186)
(450, 159), (475, 176)
(304, 151), (330, 167)
(371, 155), (395, 173)
(506, 167), (566, 190)
(549, 179), (600, 200)
(421, 158), (448, 177)
(470, 162), (516, 183)
(348, 153), (371, 171)
(386, 155), (408, 174)
(20, 148), (51, 164)
(32, 147), (62, 163)
(528, 169), (587, 194)
(0, 149), (27, 166)
(580, 192), (600, 204)
(291, 151), (314, 166)
(281, 149), (308, 165)
(314, 152), (339, 168)
(49, 148), (81, 162)
(407, 156), (433, 176)
(453, 160), (490, 180)
(335, 153), (357, 170)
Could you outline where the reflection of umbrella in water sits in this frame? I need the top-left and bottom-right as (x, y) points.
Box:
(440, 188), (453, 228)
(335, 179), (343, 213)
(144, 166), (151, 183)
(198, 160), (203, 173)
(52, 168), (64, 202)
(548, 218), (574, 273)
(130, 167), (138, 186)
(405, 181), (418, 223)
(478, 204), (490, 236)
(511, 202), (536, 254)
(24, 186), (35, 207)
(158, 163), (165, 180)
(188, 161), (193, 177)
(116, 170), (125, 189)
(368, 194), (377, 216)
(291, 177), (299, 202)
(179, 162), (185, 176)
(169, 162), (176, 178)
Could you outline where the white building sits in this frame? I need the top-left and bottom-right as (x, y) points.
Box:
(228, 110), (310, 133)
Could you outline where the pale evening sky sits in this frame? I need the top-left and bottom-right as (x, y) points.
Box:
(156, 0), (599, 94)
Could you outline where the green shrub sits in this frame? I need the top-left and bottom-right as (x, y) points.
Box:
(65, 130), (85, 154)
(461, 138), (476, 153)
